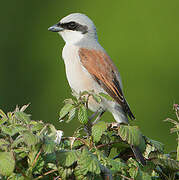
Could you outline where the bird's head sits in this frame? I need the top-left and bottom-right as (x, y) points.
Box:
(48, 13), (97, 44)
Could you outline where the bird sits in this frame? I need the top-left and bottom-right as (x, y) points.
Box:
(48, 13), (145, 165)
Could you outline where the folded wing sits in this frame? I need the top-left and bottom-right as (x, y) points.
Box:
(79, 48), (135, 120)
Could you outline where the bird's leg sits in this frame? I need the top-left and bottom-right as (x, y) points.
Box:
(88, 110), (100, 122)
(92, 110), (105, 125)
(84, 108), (105, 136)
(84, 110), (98, 136)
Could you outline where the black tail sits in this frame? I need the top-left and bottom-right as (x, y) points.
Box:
(131, 145), (146, 166)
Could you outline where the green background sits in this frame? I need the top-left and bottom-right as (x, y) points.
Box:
(0, 0), (179, 151)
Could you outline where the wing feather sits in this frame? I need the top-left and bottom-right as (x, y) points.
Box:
(79, 48), (135, 120)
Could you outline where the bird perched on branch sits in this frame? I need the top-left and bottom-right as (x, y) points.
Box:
(48, 13), (145, 165)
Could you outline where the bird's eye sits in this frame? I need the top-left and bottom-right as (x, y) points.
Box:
(67, 22), (77, 30)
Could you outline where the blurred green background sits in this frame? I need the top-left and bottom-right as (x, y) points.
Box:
(0, 0), (179, 151)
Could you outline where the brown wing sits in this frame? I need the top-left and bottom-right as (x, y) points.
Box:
(79, 48), (135, 120)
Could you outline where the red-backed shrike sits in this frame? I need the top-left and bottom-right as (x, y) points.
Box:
(48, 13), (135, 124)
(48, 13), (145, 165)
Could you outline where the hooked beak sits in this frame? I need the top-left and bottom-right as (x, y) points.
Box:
(48, 24), (64, 32)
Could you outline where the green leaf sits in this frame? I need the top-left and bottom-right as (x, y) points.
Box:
(1, 124), (27, 136)
(0, 139), (10, 151)
(0, 152), (15, 176)
(11, 136), (24, 148)
(127, 158), (139, 178)
(1, 125), (15, 136)
(30, 121), (44, 132)
(59, 103), (74, 119)
(92, 121), (107, 142)
(42, 137), (56, 154)
(118, 125), (145, 151)
(99, 93), (114, 101)
(138, 171), (152, 180)
(80, 90), (90, 96)
(22, 131), (39, 146)
(56, 150), (80, 167)
(14, 111), (31, 123)
(145, 137), (164, 152)
(78, 148), (101, 175)
(92, 94), (101, 103)
(8, 173), (25, 180)
(78, 105), (88, 124)
(58, 166), (73, 180)
(149, 152), (179, 172)
(64, 98), (74, 104)
(0, 109), (7, 119)
(108, 159), (127, 173)
(0, 117), (8, 125)
(66, 107), (76, 123)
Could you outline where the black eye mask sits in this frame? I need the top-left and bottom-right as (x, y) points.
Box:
(57, 21), (88, 34)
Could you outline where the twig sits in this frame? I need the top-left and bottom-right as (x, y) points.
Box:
(120, 174), (134, 180)
(96, 142), (118, 149)
(34, 169), (58, 180)
(32, 148), (42, 167)
(62, 137), (90, 147)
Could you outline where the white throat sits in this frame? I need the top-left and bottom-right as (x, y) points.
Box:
(58, 30), (84, 45)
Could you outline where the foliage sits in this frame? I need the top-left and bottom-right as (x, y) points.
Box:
(0, 94), (179, 179)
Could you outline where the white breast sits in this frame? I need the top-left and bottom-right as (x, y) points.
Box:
(62, 44), (102, 94)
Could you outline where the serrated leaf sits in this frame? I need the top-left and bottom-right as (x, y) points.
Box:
(164, 118), (178, 125)
(8, 173), (25, 180)
(139, 171), (152, 180)
(118, 125), (145, 151)
(1, 125), (14, 136)
(0, 152), (15, 176)
(30, 121), (44, 132)
(108, 159), (127, 173)
(0, 117), (8, 125)
(66, 107), (76, 123)
(64, 98), (74, 105)
(14, 111), (31, 123)
(22, 131), (39, 146)
(13, 124), (27, 132)
(149, 152), (179, 172)
(28, 149), (39, 167)
(78, 105), (88, 124)
(128, 166), (139, 178)
(0, 109), (7, 118)
(99, 93), (114, 101)
(59, 103), (74, 120)
(0, 139), (10, 151)
(58, 166), (73, 179)
(56, 150), (80, 167)
(1, 125), (27, 136)
(42, 137), (56, 154)
(145, 137), (164, 152)
(92, 121), (107, 142)
(78, 148), (101, 175)
(11, 136), (24, 148)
